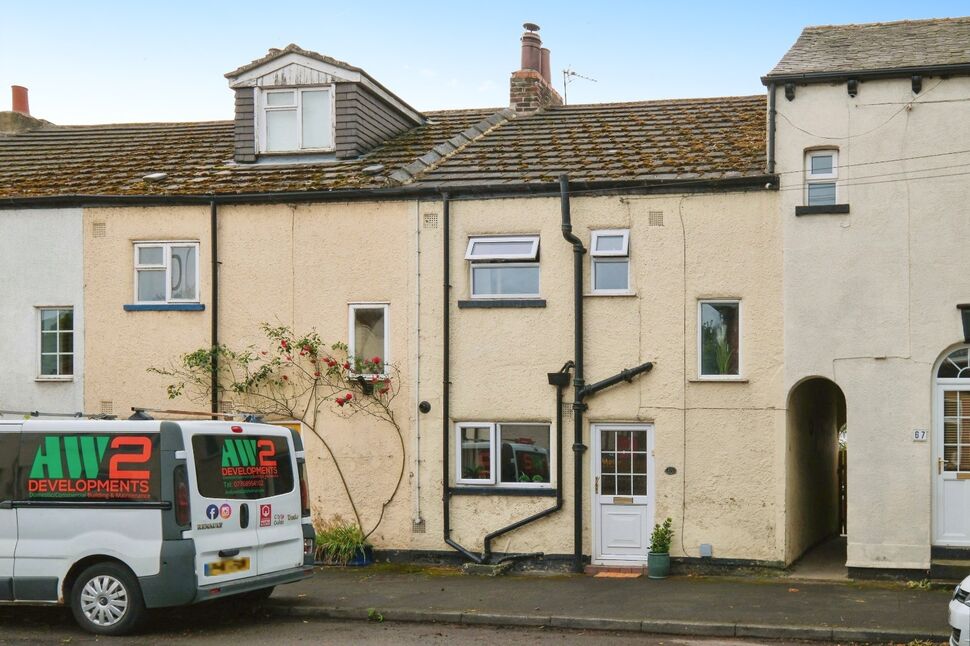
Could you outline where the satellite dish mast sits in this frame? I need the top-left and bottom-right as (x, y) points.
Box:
(562, 67), (597, 105)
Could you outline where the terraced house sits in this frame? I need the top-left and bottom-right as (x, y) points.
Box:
(2, 17), (967, 578)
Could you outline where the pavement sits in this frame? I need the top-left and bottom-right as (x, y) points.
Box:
(265, 564), (955, 643)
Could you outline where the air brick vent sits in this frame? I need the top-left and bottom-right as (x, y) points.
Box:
(100, 400), (113, 415)
(92, 222), (106, 237)
(423, 213), (439, 229)
(648, 211), (664, 227)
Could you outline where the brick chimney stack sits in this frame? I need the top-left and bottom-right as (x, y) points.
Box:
(510, 23), (563, 113)
(11, 86), (29, 116)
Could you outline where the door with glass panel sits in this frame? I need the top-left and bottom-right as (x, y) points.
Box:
(935, 384), (970, 545)
(592, 424), (654, 563)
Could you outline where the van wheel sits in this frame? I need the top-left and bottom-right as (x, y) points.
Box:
(70, 562), (145, 636)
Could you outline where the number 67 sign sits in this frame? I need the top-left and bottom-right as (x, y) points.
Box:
(913, 429), (928, 442)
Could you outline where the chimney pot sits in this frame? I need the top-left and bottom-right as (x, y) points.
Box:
(520, 24), (542, 72)
(11, 85), (29, 116)
(540, 48), (551, 85)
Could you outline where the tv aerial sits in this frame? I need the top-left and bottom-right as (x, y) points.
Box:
(562, 67), (597, 105)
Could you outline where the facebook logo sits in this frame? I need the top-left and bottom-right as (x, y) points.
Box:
(206, 504), (219, 520)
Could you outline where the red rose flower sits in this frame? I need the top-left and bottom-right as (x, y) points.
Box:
(280, 340), (288, 349)
(371, 356), (382, 365)
(344, 393), (353, 401)
(314, 371), (321, 377)
(343, 361), (351, 370)
(336, 398), (345, 407)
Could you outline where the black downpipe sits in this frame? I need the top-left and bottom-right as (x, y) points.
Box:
(210, 201), (219, 417)
(482, 361), (573, 563)
(580, 362), (654, 399)
(560, 175), (588, 573)
(441, 193), (482, 564)
(767, 83), (777, 175)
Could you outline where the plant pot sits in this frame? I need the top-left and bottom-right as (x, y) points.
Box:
(647, 551), (670, 579)
(355, 376), (375, 396)
(347, 545), (373, 566)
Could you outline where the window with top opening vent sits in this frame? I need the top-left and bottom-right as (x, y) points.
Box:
(465, 236), (540, 299)
(590, 230), (630, 294)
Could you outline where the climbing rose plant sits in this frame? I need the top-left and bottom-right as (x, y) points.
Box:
(149, 323), (404, 539)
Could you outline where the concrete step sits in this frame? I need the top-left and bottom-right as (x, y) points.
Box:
(930, 558), (970, 582)
(584, 564), (647, 578)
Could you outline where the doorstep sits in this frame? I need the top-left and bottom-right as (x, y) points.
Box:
(584, 564), (647, 578)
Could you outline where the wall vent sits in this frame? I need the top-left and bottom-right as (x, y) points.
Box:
(423, 213), (439, 229)
(92, 222), (107, 238)
(411, 519), (427, 533)
(219, 400), (235, 414)
(648, 211), (664, 227)
(100, 400), (113, 415)
(561, 402), (573, 420)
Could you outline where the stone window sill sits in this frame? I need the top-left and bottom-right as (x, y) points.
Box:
(123, 303), (205, 312)
(457, 299), (546, 309)
(795, 204), (850, 216)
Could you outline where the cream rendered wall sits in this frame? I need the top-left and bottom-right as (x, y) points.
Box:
(0, 208), (84, 417)
(446, 190), (784, 562)
(775, 76), (970, 569)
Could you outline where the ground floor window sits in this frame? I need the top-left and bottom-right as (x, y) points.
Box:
(455, 422), (551, 488)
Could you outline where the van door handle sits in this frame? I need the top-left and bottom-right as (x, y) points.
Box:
(218, 549), (240, 558)
(240, 503), (249, 529)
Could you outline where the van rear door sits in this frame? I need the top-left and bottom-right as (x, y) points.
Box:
(0, 424), (19, 601)
(251, 429), (303, 575)
(187, 428), (264, 585)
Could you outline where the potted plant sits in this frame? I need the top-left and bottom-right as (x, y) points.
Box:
(314, 517), (373, 566)
(648, 517), (673, 579)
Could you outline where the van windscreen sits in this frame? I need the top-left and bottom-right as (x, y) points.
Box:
(192, 434), (294, 500)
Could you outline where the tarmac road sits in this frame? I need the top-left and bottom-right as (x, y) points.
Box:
(0, 602), (839, 645)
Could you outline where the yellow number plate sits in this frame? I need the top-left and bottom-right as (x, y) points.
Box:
(205, 557), (250, 576)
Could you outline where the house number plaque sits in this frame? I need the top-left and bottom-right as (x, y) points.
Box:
(913, 429), (928, 442)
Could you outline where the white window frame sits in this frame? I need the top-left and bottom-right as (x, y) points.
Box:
(348, 303), (390, 375)
(466, 235), (541, 300)
(133, 241), (200, 304)
(456, 422), (496, 485)
(454, 422), (554, 489)
(805, 149), (838, 206)
(257, 86), (336, 154)
(697, 299), (743, 380)
(590, 229), (631, 295)
(36, 306), (74, 381)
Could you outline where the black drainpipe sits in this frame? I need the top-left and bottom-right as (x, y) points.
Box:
(560, 175), (587, 573)
(481, 360), (573, 563)
(441, 192), (482, 564)
(210, 200), (219, 417)
(767, 83), (776, 175)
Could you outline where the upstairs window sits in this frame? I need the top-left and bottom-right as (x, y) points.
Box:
(38, 307), (73, 379)
(590, 229), (630, 294)
(805, 150), (838, 206)
(349, 303), (389, 374)
(134, 242), (199, 304)
(259, 87), (334, 153)
(465, 235), (540, 299)
(698, 300), (741, 378)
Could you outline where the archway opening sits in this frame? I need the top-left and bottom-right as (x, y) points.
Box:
(786, 377), (847, 575)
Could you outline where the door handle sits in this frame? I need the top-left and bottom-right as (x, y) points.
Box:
(218, 549), (240, 558)
(595, 477), (599, 494)
(240, 503), (249, 529)
(939, 457), (944, 475)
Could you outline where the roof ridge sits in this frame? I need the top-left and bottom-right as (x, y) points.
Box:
(802, 16), (970, 31)
(387, 108), (515, 185)
(551, 95), (765, 109)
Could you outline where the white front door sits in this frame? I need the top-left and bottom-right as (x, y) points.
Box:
(935, 387), (970, 544)
(592, 424), (654, 563)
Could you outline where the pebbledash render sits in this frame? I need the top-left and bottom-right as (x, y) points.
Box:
(1, 18), (969, 577)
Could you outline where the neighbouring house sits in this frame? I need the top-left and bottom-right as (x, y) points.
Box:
(765, 16), (970, 577)
(2, 17), (964, 577)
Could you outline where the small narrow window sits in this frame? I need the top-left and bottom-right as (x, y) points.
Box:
(590, 229), (630, 294)
(260, 87), (333, 153)
(38, 307), (73, 378)
(456, 423), (495, 484)
(805, 150), (838, 206)
(698, 300), (741, 378)
(349, 304), (389, 374)
(466, 235), (540, 299)
(134, 242), (199, 304)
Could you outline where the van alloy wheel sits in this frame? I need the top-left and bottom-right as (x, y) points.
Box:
(80, 574), (129, 626)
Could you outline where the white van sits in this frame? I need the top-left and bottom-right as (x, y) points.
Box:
(0, 419), (315, 635)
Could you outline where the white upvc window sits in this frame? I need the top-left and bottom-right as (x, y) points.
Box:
(258, 87), (334, 153)
(133, 242), (200, 304)
(37, 307), (73, 379)
(348, 303), (389, 375)
(805, 150), (838, 206)
(590, 229), (630, 294)
(697, 299), (742, 379)
(465, 235), (540, 299)
(455, 422), (552, 488)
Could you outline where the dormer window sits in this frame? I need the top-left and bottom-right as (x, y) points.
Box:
(259, 87), (334, 153)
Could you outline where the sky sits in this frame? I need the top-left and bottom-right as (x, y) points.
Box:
(1, 1), (968, 125)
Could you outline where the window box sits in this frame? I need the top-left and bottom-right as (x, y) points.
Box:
(466, 235), (541, 299)
(698, 300), (741, 379)
(133, 241), (200, 305)
(590, 229), (630, 294)
(37, 307), (73, 379)
(455, 422), (552, 489)
(258, 87), (334, 153)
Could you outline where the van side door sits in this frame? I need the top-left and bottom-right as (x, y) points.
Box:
(0, 425), (20, 601)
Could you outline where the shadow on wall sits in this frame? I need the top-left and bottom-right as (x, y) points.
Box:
(786, 377), (847, 565)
